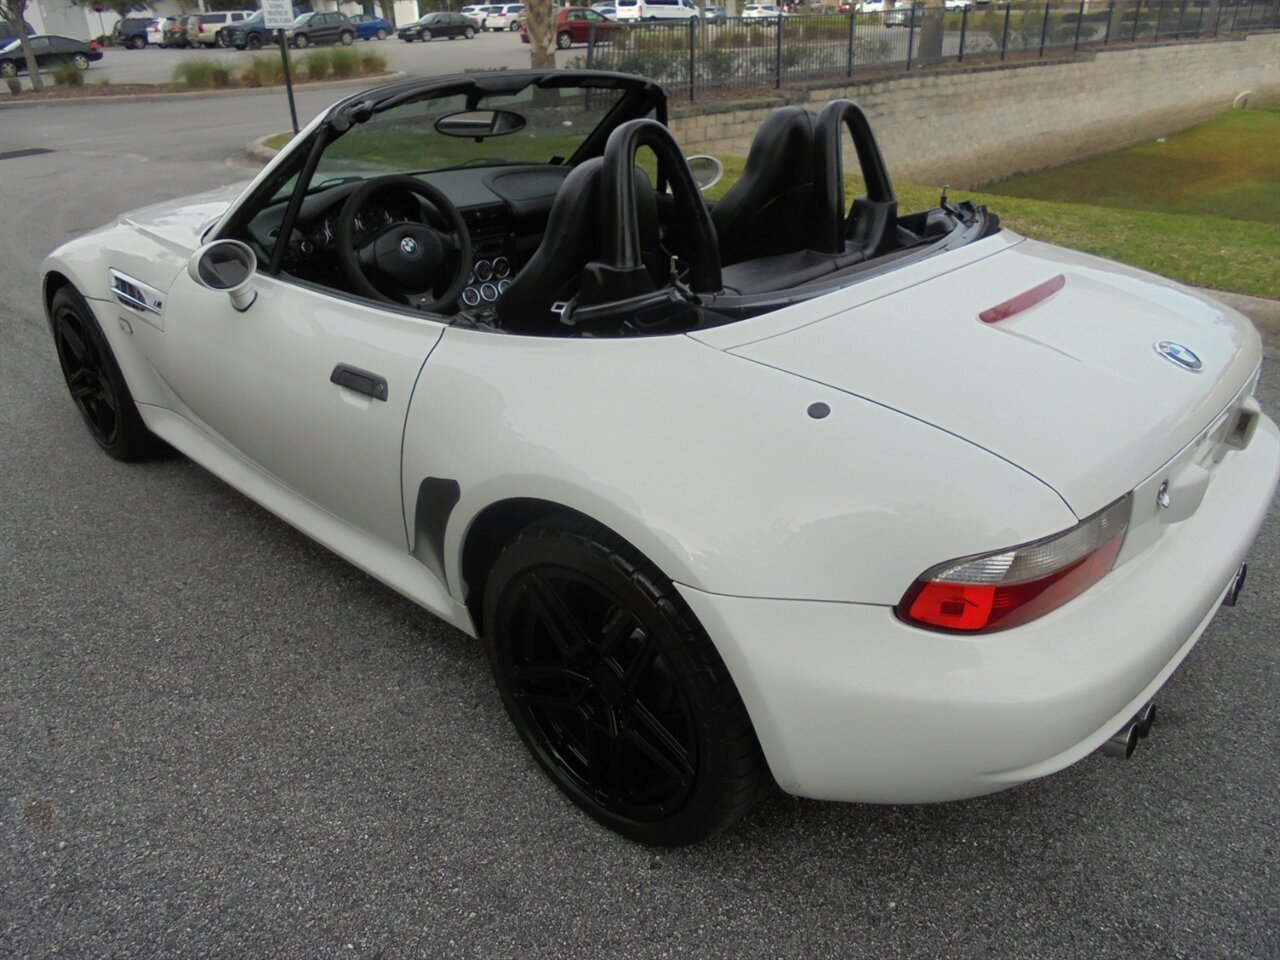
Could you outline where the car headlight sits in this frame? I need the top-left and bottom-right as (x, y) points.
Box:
(897, 494), (1133, 633)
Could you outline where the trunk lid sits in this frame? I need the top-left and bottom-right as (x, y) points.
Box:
(729, 238), (1262, 515)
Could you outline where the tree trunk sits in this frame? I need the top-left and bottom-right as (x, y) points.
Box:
(916, 0), (946, 63)
(525, 0), (556, 69)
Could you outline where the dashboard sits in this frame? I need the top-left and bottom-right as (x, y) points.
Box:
(247, 163), (572, 313)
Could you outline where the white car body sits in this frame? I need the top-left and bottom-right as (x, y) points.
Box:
(614, 0), (701, 20)
(480, 4), (526, 30)
(741, 3), (787, 18)
(39, 71), (1278, 839)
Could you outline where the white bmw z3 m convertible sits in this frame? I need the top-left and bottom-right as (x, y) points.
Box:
(41, 70), (1279, 845)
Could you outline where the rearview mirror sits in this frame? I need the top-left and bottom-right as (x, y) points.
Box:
(686, 155), (724, 192)
(435, 109), (527, 140)
(188, 239), (258, 312)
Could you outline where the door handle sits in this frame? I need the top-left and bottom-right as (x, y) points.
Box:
(330, 364), (388, 401)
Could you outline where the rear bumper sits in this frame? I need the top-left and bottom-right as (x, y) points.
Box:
(677, 414), (1279, 803)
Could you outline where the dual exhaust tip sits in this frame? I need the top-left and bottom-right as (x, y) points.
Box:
(1101, 702), (1156, 760)
(1100, 563), (1249, 761)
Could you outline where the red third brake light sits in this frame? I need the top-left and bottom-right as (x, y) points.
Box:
(979, 274), (1066, 324)
(898, 495), (1132, 634)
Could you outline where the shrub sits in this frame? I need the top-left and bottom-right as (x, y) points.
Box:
(51, 59), (85, 86)
(243, 54), (286, 87)
(329, 48), (360, 78)
(173, 58), (231, 88)
(358, 50), (388, 74)
(299, 49), (330, 81)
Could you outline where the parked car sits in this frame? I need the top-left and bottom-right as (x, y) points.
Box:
(702, 5), (727, 22)
(110, 16), (153, 49)
(741, 3), (788, 17)
(399, 12), (477, 41)
(184, 11), (253, 47)
(40, 69), (1279, 848)
(460, 4), (489, 24)
(884, 3), (923, 26)
(0, 19), (34, 46)
(287, 11), (356, 47)
(0, 34), (102, 76)
(349, 13), (395, 40)
(146, 17), (170, 46)
(614, 0), (700, 20)
(479, 4), (526, 30)
(521, 6), (619, 47)
(155, 16), (190, 47)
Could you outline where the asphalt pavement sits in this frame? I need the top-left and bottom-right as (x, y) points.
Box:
(1, 91), (1278, 960)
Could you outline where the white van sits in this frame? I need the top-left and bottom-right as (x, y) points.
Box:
(614, 0), (700, 21)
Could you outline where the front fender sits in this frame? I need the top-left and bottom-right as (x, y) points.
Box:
(405, 327), (1077, 606)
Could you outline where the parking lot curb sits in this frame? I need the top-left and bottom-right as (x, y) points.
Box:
(1198, 288), (1280, 336)
(0, 71), (406, 110)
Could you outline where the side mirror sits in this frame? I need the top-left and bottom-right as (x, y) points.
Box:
(188, 239), (258, 312)
(686, 155), (724, 193)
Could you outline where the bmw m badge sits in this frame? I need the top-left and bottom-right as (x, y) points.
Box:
(1154, 341), (1203, 372)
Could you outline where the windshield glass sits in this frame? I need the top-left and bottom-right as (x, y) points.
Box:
(311, 84), (627, 182)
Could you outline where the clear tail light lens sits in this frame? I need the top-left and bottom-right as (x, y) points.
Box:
(898, 495), (1132, 634)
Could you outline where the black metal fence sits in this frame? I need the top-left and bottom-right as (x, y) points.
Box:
(576, 0), (1279, 100)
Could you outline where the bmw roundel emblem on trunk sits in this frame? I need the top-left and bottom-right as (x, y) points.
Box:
(400, 236), (419, 256)
(1154, 341), (1203, 372)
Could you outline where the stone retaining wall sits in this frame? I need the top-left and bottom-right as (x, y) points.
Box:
(668, 32), (1280, 187)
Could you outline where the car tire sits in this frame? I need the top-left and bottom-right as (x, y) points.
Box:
(483, 518), (768, 847)
(0, 60), (16, 78)
(376, 28), (387, 39)
(556, 29), (572, 48)
(246, 33), (262, 49)
(50, 286), (161, 462)
(420, 30), (430, 41)
(464, 26), (475, 38)
(72, 52), (89, 69)
(340, 30), (354, 45)
(509, 20), (520, 30)
(131, 36), (146, 49)
(294, 32), (309, 48)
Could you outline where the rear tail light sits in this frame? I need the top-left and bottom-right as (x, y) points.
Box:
(898, 495), (1132, 634)
(89, 40), (100, 50)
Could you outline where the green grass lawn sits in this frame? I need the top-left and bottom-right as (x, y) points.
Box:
(701, 106), (1279, 299)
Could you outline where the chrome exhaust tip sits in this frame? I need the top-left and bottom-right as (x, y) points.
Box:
(1101, 723), (1139, 759)
(1223, 563), (1248, 607)
(1134, 702), (1156, 739)
(1101, 701), (1157, 759)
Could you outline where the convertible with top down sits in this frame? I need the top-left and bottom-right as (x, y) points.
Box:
(41, 70), (1279, 845)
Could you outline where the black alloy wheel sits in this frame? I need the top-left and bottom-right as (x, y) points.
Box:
(293, 32), (309, 47)
(484, 519), (768, 846)
(50, 286), (159, 461)
(246, 32), (262, 49)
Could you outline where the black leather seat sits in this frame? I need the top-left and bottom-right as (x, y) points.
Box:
(710, 106), (829, 266)
(497, 159), (664, 334)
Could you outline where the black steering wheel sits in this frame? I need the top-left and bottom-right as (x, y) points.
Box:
(336, 174), (473, 311)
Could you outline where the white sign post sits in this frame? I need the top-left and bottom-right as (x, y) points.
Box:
(261, 0), (299, 133)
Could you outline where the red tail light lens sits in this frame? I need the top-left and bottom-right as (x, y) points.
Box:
(898, 495), (1132, 634)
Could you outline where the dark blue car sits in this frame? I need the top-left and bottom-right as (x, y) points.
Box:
(349, 13), (394, 40)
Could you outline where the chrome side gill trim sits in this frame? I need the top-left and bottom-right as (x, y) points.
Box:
(109, 269), (165, 316)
